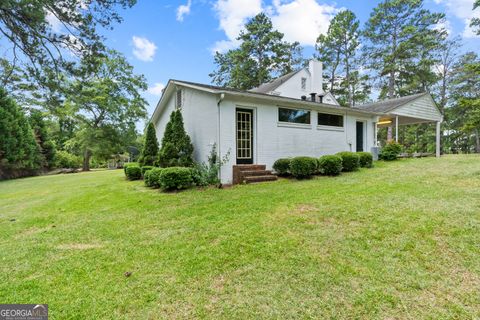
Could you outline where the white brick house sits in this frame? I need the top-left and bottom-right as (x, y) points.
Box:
(151, 60), (442, 184)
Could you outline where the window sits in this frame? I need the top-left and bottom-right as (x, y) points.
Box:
(318, 113), (343, 127)
(278, 107), (310, 124)
(175, 89), (183, 109)
(301, 77), (307, 90)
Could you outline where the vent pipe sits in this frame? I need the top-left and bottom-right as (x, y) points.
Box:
(318, 94), (324, 104)
(310, 93), (317, 102)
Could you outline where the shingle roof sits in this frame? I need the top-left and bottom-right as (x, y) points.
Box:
(249, 70), (301, 94)
(170, 80), (380, 115)
(355, 92), (428, 113)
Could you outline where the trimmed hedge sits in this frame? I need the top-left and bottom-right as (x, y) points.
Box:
(380, 141), (402, 161)
(289, 156), (318, 179)
(145, 167), (163, 188)
(272, 158), (291, 176)
(141, 165), (154, 176)
(336, 151), (360, 172)
(124, 162), (139, 175)
(318, 155), (342, 176)
(125, 165), (142, 180)
(357, 152), (373, 168)
(159, 167), (193, 190)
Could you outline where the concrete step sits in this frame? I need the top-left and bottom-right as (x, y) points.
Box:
(234, 164), (266, 171)
(244, 175), (278, 183)
(241, 170), (273, 176)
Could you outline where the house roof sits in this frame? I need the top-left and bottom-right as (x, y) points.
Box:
(356, 92), (429, 113)
(249, 70), (301, 94)
(170, 80), (380, 115)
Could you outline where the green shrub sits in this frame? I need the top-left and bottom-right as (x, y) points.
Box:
(159, 167), (193, 190)
(272, 158), (291, 176)
(336, 151), (360, 172)
(289, 156), (318, 179)
(380, 141), (403, 161)
(55, 150), (82, 169)
(318, 155), (342, 176)
(141, 165), (154, 176)
(145, 168), (163, 188)
(123, 162), (139, 175)
(139, 122), (159, 166)
(158, 110), (194, 168)
(125, 165), (141, 180)
(357, 152), (373, 168)
(190, 143), (227, 187)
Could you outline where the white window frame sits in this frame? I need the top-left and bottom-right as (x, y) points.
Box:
(317, 111), (345, 132)
(277, 106), (312, 129)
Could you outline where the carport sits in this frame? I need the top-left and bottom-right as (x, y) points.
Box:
(356, 93), (443, 157)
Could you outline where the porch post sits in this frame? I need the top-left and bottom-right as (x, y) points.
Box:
(395, 116), (399, 143)
(436, 121), (441, 158)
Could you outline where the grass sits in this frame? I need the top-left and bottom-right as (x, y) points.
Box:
(1, 155), (480, 319)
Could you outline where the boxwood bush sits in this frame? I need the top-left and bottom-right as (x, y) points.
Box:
(159, 167), (193, 191)
(145, 168), (163, 188)
(141, 165), (154, 176)
(125, 165), (142, 180)
(123, 162), (139, 175)
(380, 141), (403, 161)
(272, 158), (291, 176)
(336, 151), (360, 172)
(318, 155), (342, 176)
(357, 152), (373, 168)
(289, 156), (318, 179)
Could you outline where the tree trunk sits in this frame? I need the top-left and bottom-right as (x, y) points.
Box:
(82, 149), (91, 171)
(388, 70), (395, 99)
(475, 129), (480, 153)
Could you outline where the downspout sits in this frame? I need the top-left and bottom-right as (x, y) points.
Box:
(346, 110), (352, 151)
(217, 93), (225, 182)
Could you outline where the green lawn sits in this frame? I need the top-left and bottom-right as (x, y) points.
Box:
(1, 155), (479, 319)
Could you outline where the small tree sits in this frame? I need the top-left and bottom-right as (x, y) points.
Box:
(158, 110), (194, 167)
(139, 122), (159, 166)
(0, 88), (41, 177)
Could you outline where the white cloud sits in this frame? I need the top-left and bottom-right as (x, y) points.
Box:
(211, 0), (340, 54)
(177, 0), (192, 22)
(147, 82), (165, 96)
(46, 11), (63, 33)
(434, 0), (479, 37)
(270, 0), (339, 46)
(132, 36), (157, 62)
(434, 19), (453, 35)
(212, 0), (263, 53)
(463, 18), (480, 37)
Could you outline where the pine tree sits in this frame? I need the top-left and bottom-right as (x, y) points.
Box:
(139, 122), (159, 166)
(0, 88), (41, 177)
(29, 110), (56, 169)
(210, 13), (303, 90)
(158, 110), (194, 167)
(362, 0), (445, 99)
(316, 10), (361, 106)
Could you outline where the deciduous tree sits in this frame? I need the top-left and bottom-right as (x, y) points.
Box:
(65, 50), (147, 171)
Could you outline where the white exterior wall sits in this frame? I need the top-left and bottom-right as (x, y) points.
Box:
(154, 87), (219, 165)
(273, 69), (315, 98)
(218, 97), (376, 184)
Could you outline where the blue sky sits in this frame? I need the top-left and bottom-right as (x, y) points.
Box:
(99, 0), (479, 120)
